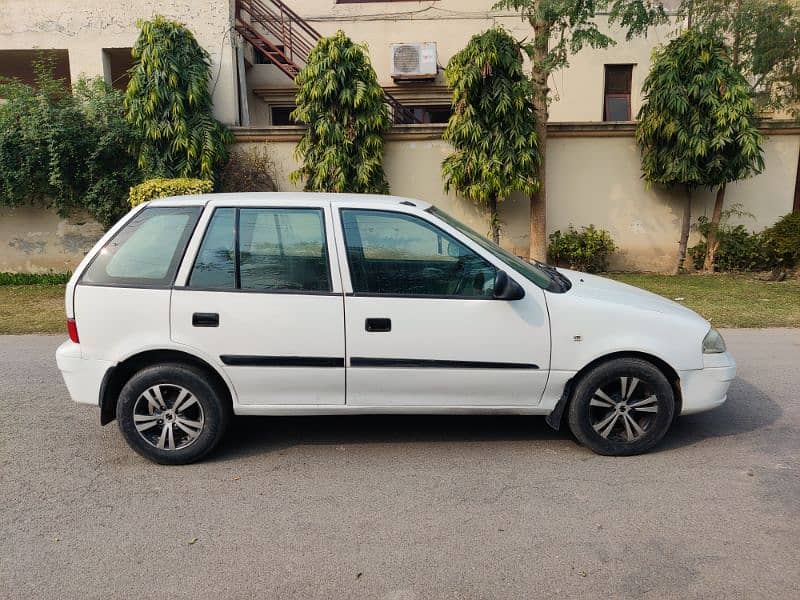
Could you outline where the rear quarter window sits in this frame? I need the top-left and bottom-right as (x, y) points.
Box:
(81, 206), (202, 287)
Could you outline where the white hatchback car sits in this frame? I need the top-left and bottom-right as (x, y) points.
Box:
(56, 193), (736, 464)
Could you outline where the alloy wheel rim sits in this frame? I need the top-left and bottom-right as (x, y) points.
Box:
(133, 384), (204, 451)
(588, 376), (659, 443)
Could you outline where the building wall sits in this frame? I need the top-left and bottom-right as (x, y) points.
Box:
(244, 1), (680, 126)
(0, 0), (239, 125)
(228, 125), (800, 273)
(0, 207), (105, 273)
(0, 1), (680, 126)
(2, 1), (796, 274)
(2, 126), (795, 274)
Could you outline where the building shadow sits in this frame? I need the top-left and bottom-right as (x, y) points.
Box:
(209, 376), (781, 462)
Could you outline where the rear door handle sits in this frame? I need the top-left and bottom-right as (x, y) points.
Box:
(192, 312), (219, 327)
(365, 318), (391, 332)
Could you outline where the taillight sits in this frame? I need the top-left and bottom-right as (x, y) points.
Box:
(67, 318), (79, 343)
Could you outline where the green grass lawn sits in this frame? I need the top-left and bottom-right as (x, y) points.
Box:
(0, 274), (797, 334)
(0, 284), (66, 335)
(607, 273), (800, 328)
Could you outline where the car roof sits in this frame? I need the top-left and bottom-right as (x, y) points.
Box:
(147, 192), (432, 210)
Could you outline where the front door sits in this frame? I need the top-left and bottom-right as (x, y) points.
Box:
(335, 207), (550, 407)
(171, 203), (345, 406)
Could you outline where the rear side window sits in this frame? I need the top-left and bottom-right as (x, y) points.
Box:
(81, 207), (201, 287)
(189, 208), (236, 289)
(188, 207), (331, 293)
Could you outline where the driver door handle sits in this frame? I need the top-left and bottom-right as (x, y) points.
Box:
(192, 312), (219, 327)
(365, 318), (391, 332)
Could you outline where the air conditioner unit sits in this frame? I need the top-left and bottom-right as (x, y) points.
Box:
(390, 42), (437, 81)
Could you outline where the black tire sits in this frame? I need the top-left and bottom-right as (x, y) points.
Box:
(567, 358), (675, 456)
(117, 363), (230, 465)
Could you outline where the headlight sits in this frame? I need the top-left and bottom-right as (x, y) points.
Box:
(702, 327), (726, 354)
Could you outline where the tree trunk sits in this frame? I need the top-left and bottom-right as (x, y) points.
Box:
(530, 117), (547, 261)
(529, 19), (550, 262)
(732, 0), (743, 68)
(703, 183), (727, 272)
(793, 142), (800, 213)
(675, 189), (692, 274)
(489, 196), (500, 244)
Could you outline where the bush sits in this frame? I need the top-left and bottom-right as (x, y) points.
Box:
(762, 212), (800, 270)
(219, 147), (277, 193)
(129, 178), (213, 207)
(689, 220), (768, 272)
(548, 225), (617, 273)
(0, 60), (141, 226)
(689, 211), (800, 273)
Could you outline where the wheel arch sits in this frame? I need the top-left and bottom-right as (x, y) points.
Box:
(99, 349), (234, 425)
(545, 350), (682, 430)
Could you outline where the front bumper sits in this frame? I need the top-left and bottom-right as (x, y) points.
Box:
(55, 340), (113, 406)
(678, 352), (737, 415)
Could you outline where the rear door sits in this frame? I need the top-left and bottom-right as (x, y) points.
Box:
(334, 205), (550, 407)
(171, 200), (345, 406)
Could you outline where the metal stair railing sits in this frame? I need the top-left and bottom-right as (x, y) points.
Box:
(234, 0), (421, 124)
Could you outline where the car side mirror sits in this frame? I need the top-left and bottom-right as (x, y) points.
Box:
(493, 270), (525, 301)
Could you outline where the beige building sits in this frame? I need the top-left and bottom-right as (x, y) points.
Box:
(1, 0), (798, 272)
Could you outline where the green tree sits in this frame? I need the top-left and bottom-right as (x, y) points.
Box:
(442, 28), (540, 243)
(291, 31), (390, 193)
(680, 0), (800, 229)
(493, 0), (667, 260)
(636, 29), (765, 272)
(0, 59), (140, 226)
(125, 16), (232, 182)
(680, 0), (800, 115)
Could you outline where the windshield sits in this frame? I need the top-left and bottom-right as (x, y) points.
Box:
(428, 206), (571, 293)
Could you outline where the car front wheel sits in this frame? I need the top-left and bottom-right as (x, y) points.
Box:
(117, 363), (230, 465)
(567, 358), (675, 456)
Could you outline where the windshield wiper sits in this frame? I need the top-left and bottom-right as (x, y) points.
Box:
(529, 260), (572, 293)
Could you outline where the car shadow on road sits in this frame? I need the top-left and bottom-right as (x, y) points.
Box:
(657, 377), (782, 452)
(208, 377), (781, 462)
(211, 413), (567, 462)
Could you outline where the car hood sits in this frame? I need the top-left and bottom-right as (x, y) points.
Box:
(556, 269), (708, 324)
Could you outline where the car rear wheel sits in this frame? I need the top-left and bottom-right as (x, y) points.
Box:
(117, 363), (230, 465)
(567, 358), (675, 456)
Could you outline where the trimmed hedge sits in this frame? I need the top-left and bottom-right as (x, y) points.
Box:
(129, 178), (213, 207)
(0, 272), (71, 286)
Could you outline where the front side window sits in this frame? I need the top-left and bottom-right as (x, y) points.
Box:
(188, 207), (331, 293)
(340, 209), (496, 298)
(81, 206), (201, 287)
(428, 206), (570, 292)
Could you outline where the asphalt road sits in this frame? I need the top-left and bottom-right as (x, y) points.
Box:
(1, 330), (798, 599)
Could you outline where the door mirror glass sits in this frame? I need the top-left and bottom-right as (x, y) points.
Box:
(493, 270), (525, 301)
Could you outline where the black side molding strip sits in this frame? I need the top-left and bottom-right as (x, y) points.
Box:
(220, 355), (344, 368)
(350, 357), (539, 370)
